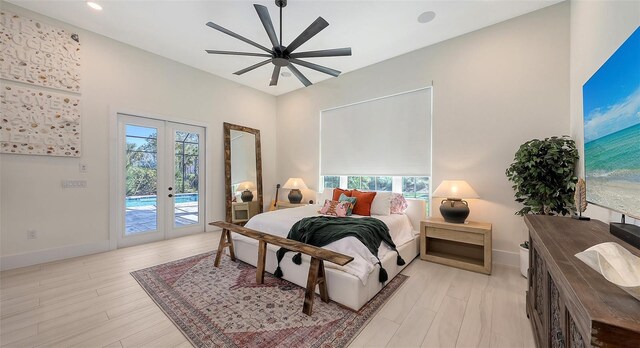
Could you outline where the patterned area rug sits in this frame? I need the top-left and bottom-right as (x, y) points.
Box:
(131, 251), (407, 348)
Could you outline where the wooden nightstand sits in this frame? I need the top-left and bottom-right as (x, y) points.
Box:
(275, 201), (307, 210)
(232, 201), (259, 223)
(420, 218), (492, 274)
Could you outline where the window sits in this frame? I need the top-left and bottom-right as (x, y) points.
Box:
(402, 176), (430, 200)
(346, 176), (392, 191)
(323, 175), (340, 189)
(321, 175), (430, 214)
(347, 176), (361, 190)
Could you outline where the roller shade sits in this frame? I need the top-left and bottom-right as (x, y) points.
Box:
(320, 88), (431, 176)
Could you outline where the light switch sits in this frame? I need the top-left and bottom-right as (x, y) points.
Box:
(79, 163), (88, 173)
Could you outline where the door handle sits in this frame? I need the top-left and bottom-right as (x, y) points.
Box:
(168, 194), (174, 198)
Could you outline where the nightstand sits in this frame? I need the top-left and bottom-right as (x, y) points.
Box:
(420, 217), (492, 274)
(232, 201), (259, 223)
(275, 201), (307, 210)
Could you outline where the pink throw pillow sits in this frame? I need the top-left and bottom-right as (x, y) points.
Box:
(318, 199), (352, 217)
(390, 193), (409, 214)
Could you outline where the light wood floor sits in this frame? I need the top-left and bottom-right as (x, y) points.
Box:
(0, 232), (534, 348)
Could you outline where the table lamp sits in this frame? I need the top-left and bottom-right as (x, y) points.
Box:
(432, 180), (479, 223)
(236, 181), (256, 202)
(283, 178), (308, 204)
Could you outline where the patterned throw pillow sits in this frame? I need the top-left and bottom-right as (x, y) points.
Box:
(390, 193), (409, 214)
(338, 193), (357, 216)
(318, 199), (352, 217)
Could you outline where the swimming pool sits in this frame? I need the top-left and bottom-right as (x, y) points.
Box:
(126, 193), (198, 207)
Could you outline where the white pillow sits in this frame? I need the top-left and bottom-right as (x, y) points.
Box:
(370, 191), (391, 216)
(316, 189), (334, 205)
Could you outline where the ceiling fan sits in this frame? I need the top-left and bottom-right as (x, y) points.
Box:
(205, 0), (351, 87)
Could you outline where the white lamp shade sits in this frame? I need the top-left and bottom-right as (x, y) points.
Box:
(236, 181), (256, 192)
(432, 180), (479, 199)
(283, 177), (308, 190)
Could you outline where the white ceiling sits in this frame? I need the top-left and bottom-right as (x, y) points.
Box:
(8, 0), (561, 96)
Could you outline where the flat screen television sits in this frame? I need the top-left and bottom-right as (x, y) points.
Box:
(583, 26), (640, 221)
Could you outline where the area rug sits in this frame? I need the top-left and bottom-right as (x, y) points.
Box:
(131, 251), (407, 348)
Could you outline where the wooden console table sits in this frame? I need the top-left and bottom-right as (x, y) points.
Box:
(209, 221), (354, 316)
(525, 215), (640, 347)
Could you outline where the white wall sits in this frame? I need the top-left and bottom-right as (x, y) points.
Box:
(276, 2), (571, 264)
(569, 0), (639, 225)
(0, 2), (277, 267)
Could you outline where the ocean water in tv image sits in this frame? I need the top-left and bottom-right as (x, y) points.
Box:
(585, 124), (640, 215)
(583, 27), (640, 218)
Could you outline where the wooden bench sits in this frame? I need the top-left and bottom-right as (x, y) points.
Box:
(208, 221), (354, 315)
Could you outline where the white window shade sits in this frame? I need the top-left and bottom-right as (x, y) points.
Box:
(321, 88), (431, 176)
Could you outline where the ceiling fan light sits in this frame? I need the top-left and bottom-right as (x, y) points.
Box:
(205, 1), (349, 87)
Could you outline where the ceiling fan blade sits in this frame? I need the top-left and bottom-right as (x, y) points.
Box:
(290, 48), (352, 58)
(233, 59), (272, 75)
(206, 21), (272, 54)
(288, 63), (312, 87)
(290, 58), (341, 77)
(254, 4), (280, 48)
(270, 66), (281, 86)
(285, 17), (329, 54)
(205, 50), (272, 57)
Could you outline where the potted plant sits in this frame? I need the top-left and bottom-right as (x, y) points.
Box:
(506, 136), (579, 277)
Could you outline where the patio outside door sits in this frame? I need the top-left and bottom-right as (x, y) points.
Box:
(115, 114), (205, 248)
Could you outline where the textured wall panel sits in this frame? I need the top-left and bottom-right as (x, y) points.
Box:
(1, 84), (81, 156)
(0, 10), (81, 92)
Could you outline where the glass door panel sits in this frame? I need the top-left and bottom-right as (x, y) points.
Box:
(173, 131), (200, 227)
(117, 114), (166, 248)
(125, 125), (159, 235)
(167, 122), (205, 237)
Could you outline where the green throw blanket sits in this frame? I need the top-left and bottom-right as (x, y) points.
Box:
(274, 216), (406, 283)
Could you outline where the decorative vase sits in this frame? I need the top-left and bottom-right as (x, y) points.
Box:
(520, 245), (529, 278)
(288, 189), (303, 204)
(439, 199), (470, 223)
(241, 190), (253, 202)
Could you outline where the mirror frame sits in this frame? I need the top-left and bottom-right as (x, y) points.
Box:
(224, 122), (263, 223)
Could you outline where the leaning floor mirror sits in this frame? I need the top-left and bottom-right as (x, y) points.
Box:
(224, 122), (263, 225)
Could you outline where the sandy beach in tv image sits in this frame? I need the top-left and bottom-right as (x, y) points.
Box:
(583, 27), (640, 218)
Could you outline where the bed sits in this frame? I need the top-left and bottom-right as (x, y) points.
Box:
(230, 197), (426, 311)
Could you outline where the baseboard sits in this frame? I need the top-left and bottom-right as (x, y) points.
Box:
(0, 239), (519, 271)
(0, 240), (110, 271)
(493, 249), (519, 267)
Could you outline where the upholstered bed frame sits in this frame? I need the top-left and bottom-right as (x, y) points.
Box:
(231, 198), (426, 311)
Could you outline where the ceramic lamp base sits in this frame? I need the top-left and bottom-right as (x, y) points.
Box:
(288, 189), (302, 204)
(241, 190), (254, 202)
(439, 198), (470, 224)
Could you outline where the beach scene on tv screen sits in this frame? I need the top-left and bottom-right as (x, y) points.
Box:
(583, 27), (640, 218)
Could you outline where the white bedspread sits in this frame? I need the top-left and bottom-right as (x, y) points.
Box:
(239, 205), (414, 285)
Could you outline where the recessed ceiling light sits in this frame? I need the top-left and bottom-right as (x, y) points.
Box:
(280, 71), (292, 77)
(417, 11), (436, 24)
(87, 2), (103, 11)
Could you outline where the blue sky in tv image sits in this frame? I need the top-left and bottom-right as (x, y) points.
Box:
(583, 26), (639, 143)
(582, 26), (640, 219)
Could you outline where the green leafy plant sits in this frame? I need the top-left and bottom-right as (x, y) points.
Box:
(506, 136), (579, 216)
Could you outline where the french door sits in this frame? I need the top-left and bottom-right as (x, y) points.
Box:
(115, 113), (205, 248)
